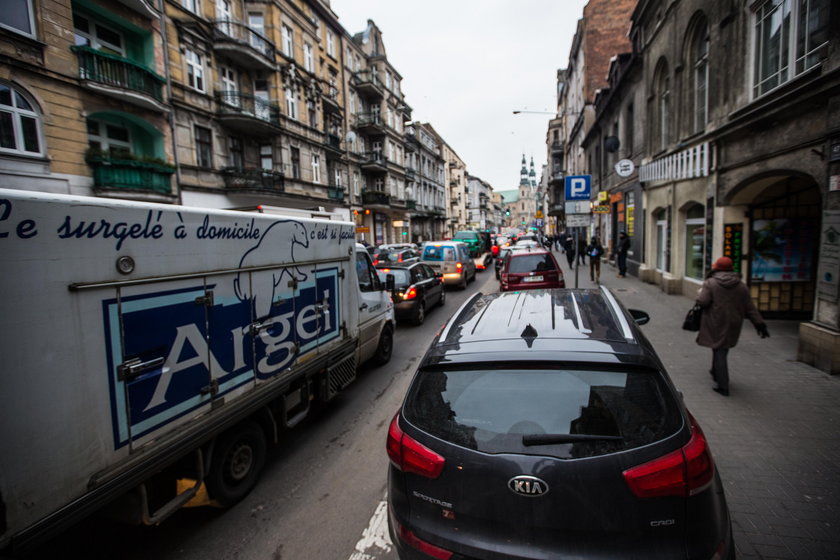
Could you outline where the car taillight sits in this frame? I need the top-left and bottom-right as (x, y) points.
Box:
(623, 413), (715, 498)
(456, 262), (463, 271)
(399, 525), (453, 560)
(401, 287), (417, 300)
(387, 414), (445, 479)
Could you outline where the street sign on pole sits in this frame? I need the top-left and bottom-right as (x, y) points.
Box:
(565, 201), (591, 214)
(564, 175), (592, 200)
(566, 214), (591, 227)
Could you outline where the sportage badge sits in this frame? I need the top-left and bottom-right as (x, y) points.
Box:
(508, 475), (549, 497)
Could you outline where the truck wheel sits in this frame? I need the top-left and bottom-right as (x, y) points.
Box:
(413, 302), (425, 325)
(206, 422), (267, 507)
(371, 324), (393, 365)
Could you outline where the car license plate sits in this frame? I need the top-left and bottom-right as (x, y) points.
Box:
(524, 276), (544, 282)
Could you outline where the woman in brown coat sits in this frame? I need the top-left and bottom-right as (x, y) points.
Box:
(696, 257), (769, 396)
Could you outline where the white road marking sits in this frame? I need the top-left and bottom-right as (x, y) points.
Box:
(348, 499), (393, 560)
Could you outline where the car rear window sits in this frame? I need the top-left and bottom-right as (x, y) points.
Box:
(403, 367), (681, 458)
(376, 268), (411, 288)
(423, 246), (456, 262)
(508, 254), (556, 274)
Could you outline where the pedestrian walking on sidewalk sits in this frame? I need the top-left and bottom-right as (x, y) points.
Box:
(696, 256), (770, 396)
(576, 236), (587, 266)
(617, 231), (630, 277)
(564, 237), (576, 270)
(586, 237), (605, 283)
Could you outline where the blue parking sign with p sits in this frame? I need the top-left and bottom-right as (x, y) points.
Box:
(565, 175), (592, 201)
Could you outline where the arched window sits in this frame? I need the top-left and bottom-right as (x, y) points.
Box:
(691, 19), (709, 133)
(684, 203), (706, 280)
(0, 82), (44, 157)
(652, 60), (670, 152)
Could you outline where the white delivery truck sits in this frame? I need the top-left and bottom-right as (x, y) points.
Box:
(0, 189), (395, 552)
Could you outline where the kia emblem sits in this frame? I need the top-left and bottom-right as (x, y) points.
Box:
(508, 475), (549, 497)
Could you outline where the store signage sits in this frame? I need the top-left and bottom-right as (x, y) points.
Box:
(592, 205), (610, 214)
(615, 159), (635, 177)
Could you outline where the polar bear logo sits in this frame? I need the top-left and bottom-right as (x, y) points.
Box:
(234, 220), (310, 319)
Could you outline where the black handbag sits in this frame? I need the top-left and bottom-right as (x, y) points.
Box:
(682, 304), (702, 331)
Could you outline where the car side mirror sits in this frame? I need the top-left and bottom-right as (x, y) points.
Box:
(628, 309), (650, 325)
(385, 273), (396, 294)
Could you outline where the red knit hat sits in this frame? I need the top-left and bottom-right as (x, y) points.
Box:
(713, 257), (733, 271)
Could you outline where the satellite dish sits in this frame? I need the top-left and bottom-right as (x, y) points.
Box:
(345, 131), (357, 143)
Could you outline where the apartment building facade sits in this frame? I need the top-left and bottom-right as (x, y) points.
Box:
(574, 0), (839, 373)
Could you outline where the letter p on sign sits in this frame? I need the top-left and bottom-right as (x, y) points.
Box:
(565, 175), (592, 201)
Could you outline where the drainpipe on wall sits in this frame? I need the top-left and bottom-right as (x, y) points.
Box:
(159, 0), (183, 205)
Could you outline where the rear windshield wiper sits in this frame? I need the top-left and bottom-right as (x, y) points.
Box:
(522, 433), (624, 446)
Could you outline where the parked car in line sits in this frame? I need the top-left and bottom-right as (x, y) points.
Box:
(420, 241), (476, 290)
(499, 247), (564, 291)
(452, 230), (484, 257)
(373, 248), (420, 266)
(375, 262), (445, 325)
(386, 288), (733, 560)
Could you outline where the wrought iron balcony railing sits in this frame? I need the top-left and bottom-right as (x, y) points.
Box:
(212, 20), (276, 61)
(72, 46), (165, 102)
(221, 167), (285, 191)
(87, 156), (174, 193)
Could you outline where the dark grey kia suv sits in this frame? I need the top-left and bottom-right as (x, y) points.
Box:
(387, 288), (733, 560)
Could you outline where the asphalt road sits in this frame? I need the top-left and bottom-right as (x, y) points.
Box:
(19, 268), (498, 560)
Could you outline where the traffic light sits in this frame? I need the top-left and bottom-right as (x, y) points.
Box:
(505, 209), (510, 217)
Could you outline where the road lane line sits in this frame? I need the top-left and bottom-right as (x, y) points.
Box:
(348, 499), (393, 560)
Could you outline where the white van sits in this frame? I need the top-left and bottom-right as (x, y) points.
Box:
(420, 241), (476, 289)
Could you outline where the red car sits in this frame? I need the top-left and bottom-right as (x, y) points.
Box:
(499, 247), (565, 291)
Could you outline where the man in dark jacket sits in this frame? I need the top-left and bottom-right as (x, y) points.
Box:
(586, 237), (605, 283)
(696, 257), (770, 396)
(617, 231), (630, 277)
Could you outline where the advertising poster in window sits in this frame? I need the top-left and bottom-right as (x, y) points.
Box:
(751, 219), (815, 282)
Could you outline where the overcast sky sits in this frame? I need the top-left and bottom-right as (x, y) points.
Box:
(330, 0), (588, 193)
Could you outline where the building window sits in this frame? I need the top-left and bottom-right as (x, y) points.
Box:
(655, 210), (668, 272)
(216, 0), (232, 34)
(334, 167), (342, 187)
(260, 144), (273, 170)
(285, 87), (298, 120)
(219, 66), (238, 106)
(0, 83), (43, 157)
(326, 30), (335, 57)
(311, 153), (321, 183)
(229, 136), (243, 169)
(185, 48), (205, 92)
(282, 25), (293, 58)
(1, 0), (36, 37)
(73, 13), (125, 56)
(684, 204), (705, 280)
(624, 103), (634, 155)
(691, 20), (709, 133)
(290, 146), (300, 179)
(304, 43), (314, 72)
(87, 118), (131, 158)
(353, 171), (360, 196)
(752, 0), (830, 97)
(652, 60), (669, 152)
(181, 0), (199, 15)
(195, 125), (213, 168)
(307, 99), (317, 128)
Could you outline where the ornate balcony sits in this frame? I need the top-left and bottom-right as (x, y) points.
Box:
(355, 112), (386, 134)
(324, 133), (342, 154)
(362, 190), (391, 208)
(212, 20), (276, 71)
(351, 70), (384, 100)
(322, 85), (341, 114)
(360, 152), (388, 173)
(327, 186), (345, 201)
(216, 92), (281, 136)
(87, 156), (174, 194)
(221, 167), (285, 192)
(72, 46), (167, 113)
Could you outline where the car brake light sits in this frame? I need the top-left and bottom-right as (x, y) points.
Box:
(456, 262), (463, 270)
(387, 414), (445, 479)
(623, 413), (715, 498)
(402, 287), (417, 300)
(398, 525), (453, 560)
